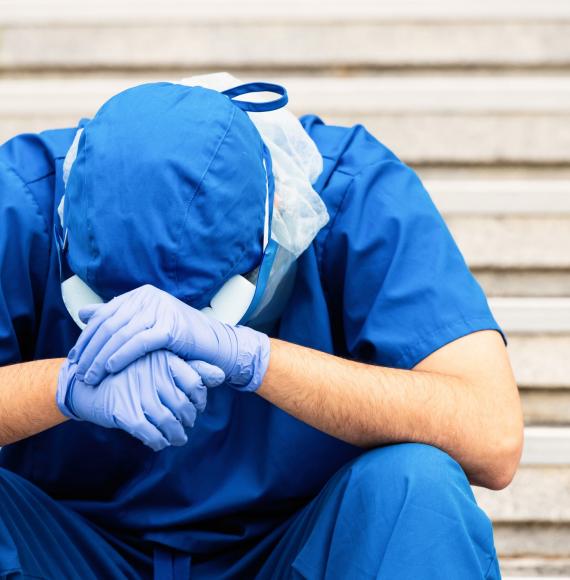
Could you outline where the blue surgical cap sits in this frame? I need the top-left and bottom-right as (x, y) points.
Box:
(64, 82), (269, 308)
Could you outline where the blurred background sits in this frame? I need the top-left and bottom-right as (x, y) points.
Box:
(0, 1), (569, 577)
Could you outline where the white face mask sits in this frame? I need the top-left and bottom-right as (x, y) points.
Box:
(56, 128), (105, 328)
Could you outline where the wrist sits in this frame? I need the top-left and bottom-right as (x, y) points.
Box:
(56, 360), (81, 420)
(225, 326), (271, 393)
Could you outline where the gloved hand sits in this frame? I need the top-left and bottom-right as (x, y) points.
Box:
(57, 350), (225, 451)
(69, 285), (271, 393)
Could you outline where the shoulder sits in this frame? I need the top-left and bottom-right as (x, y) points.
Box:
(300, 115), (434, 257)
(0, 128), (79, 362)
(300, 115), (401, 181)
(300, 115), (423, 220)
(0, 128), (77, 183)
(0, 128), (78, 231)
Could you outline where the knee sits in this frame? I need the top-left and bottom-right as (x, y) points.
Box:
(0, 466), (17, 489)
(334, 445), (496, 577)
(346, 443), (474, 509)
(0, 466), (44, 507)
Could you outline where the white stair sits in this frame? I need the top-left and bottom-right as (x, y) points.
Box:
(1, 0), (570, 71)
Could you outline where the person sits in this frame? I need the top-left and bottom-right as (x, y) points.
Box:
(0, 73), (523, 579)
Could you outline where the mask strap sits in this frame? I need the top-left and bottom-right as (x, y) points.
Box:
(222, 82), (288, 113)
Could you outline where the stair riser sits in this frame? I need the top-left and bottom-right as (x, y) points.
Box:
(476, 466), (570, 522)
(500, 556), (570, 577)
(507, 336), (570, 389)
(520, 389), (570, 426)
(2, 24), (570, 70)
(474, 270), (570, 299)
(494, 524), (570, 558)
(447, 217), (570, 269)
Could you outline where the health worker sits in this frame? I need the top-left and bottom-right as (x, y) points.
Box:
(0, 73), (523, 579)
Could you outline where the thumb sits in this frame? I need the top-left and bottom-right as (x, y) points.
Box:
(187, 360), (226, 388)
(78, 303), (103, 324)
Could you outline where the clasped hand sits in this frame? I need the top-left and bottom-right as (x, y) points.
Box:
(58, 284), (270, 450)
(57, 351), (225, 451)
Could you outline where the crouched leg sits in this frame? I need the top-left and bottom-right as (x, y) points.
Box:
(0, 467), (143, 579)
(257, 444), (500, 579)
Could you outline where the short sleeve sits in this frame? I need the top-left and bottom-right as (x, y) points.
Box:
(0, 155), (51, 364)
(321, 159), (506, 370)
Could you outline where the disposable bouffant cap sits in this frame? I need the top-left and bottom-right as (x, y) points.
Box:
(64, 82), (269, 308)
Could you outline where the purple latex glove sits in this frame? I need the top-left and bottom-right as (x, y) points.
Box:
(57, 350), (225, 451)
(69, 285), (270, 393)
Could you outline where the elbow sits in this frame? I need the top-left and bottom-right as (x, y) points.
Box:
(477, 373), (525, 491)
(483, 423), (524, 491)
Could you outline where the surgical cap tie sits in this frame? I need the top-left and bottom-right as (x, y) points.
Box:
(222, 82), (288, 113)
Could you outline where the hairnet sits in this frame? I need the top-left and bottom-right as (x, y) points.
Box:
(181, 73), (329, 259)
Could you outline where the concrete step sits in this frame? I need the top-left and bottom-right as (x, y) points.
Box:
(4, 0), (570, 21)
(491, 298), (570, 334)
(507, 334), (569, 389)
(425, 178), (570, 299)
(484, 517), (570, 561)
(428, 179), (570, 271)
(485, 299), (570, 426)
(428, 180), (570, 217)
(501, 557), (570, 578)
(519, 428), (570, 465)
(1, 75), (570, 164)
(1, 1), (570, 71)
(448, 216), (569, 270)
(422, 173), (570, 298)
(520, 389), (570, 426)
(472, 271), (570, 300)
(482, 428), (570, 571)
(476, 428), (570, 565)
(494, 523), (570, 560)
(489, 299), (570, 392)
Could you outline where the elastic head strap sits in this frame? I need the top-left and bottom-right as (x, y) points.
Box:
(222, 82), (288, 113)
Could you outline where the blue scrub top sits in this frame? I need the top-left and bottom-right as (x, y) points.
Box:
(0, 116), (506, 564)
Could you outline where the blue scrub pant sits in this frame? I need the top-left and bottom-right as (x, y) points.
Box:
(0, 444), (500, 579)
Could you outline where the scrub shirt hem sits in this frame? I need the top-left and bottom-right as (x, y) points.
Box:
(394, 315), (507, 370)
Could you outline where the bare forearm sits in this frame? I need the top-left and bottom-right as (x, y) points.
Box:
(0, 358), (67, 446)
(259, 340), (475, 450)
(258, 338), (522, 489)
